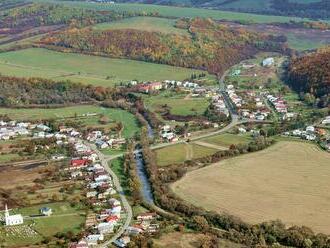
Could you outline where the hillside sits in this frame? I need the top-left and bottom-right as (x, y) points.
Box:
(287, 47), (330, 107)
(39, 18), (287, 76)
(117, 0), (330, 19)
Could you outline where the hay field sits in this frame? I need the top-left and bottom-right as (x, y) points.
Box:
(172, 141), (330, 234)
(0, 48), (206, 86)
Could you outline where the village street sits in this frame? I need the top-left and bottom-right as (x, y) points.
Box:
(82, 141), (133, 248)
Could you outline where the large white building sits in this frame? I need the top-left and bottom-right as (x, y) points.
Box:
(4, 204), (24, 226)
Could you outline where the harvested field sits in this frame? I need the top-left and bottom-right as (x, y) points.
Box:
(153, 232), (242, 248)
(172, 141), (330, 234)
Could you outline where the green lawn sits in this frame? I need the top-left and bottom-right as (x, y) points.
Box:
(201, 133), (252, 147)
(142, 92), (210, 116)
(32, 1), (322, 24)
(109, 158), (130, 195)
(0, 105), (140, 138)
(17, 202), (86, 237)
(0, 48), (208, 87)
(93, 16), (189, 35)
(155, 143), (217, 166)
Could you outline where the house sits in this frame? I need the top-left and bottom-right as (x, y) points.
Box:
(306, 126), (315, 133)
(69, 239), (89, 248)
(86, 234), (104, 246)
(262, 57), (274, 67)
(96, 140), (109, 149)
(98, 222), (114, 234)
(126, 226), (143, 235)
(137, 212), (157, 221)
(113, 236), (130, 248)
(36, 124), (51, 131)
(40, 207), (52, 216)
(70, 159), (88, 170)
(86, 191), (98, 198)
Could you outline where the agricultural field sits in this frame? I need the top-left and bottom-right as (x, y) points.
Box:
(0, 48), (207, 87)
(33, 1), (320, 24)
(153, 231), (243, 248)
(172, 141), (330, 234)
(93, 16), (189, 35)
(0, 105), (140, 138)
(155, 143), (217, 166)
(142, 92), (211, 117)
(199, 133), (252, 148)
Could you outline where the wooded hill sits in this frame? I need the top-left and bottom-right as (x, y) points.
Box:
(39, 18), (288, 77)
(0, 3), (133, 33)
(0, 76), (115, 106)
(287, 47), (330, 107)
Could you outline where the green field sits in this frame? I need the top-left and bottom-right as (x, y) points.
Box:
(0, 105), (140, 138)
(155, 143), (217, 166)
(1, 202), (85, 246)
(93, 16), (189, 35)
(286, 33), (329, 51)
(200, 133), (252, 147)
(0, 48), (208, 86)
(33, 1), (321, 24)
(142, 92), (210, 117)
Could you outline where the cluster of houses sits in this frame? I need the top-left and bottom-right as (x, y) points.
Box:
(0, 120), (51, 140)
(125, 212), (159, 236)
(129, 80), (202, 94)
(68, 143), (125, 247)
(159, 125), (179, 143)
(285, 126), (318, 141)
(266, 94), (297, 121)
(211, 94), (229, 117)
(86, 130), (126, 150)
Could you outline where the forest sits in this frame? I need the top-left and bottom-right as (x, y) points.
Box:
(287, 47), (330, 107)
(39, 18), (287, 76)
(0, 76), (115, 106)
(0, 3), (134, 33)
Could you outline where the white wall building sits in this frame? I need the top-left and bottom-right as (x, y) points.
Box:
(4, 204), (23, 226)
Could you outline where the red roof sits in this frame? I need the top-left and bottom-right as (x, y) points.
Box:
(106, 215), (119, 222)
(71, 159), (88, 166)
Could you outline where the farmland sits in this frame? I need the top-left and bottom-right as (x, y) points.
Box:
(0, 48), (207, 87)
(32, 1), (320, 24)
(142, 92), (211, 117)
(153, 231), (243, 248)
(0, 105), (140, 138)
(200, 133), (252, 148)
(93, 16), (189, 35)
(172, 141), (330, 234)
(155, 143), (217, 166)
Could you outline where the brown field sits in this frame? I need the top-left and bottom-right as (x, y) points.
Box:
(172, 141), (330, 234)
(152, 232), (242, 248)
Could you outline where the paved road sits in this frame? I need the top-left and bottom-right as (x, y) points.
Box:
(83, 142), (133, 248)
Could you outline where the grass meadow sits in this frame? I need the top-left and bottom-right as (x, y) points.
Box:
(0, 48), (207, 87)
(93, 16), (189, 35)
(32, 0), (320, 24)
(172, 141), (330, 234)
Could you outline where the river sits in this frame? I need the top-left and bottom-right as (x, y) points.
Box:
(134, 123), (155, 204)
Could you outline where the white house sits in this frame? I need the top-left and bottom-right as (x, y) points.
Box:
(262, 57), (274, 67)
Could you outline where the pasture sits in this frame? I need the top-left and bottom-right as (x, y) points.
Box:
(0, 105), (140, 138)
(155, 143), (217, 166)
(142, 92), (210, 117)
(200, 133), (252, 148)
(153, 232), (243, 248)
(93, 16), (189, 35)
(0, 48), (207, 87)
(172, 141), (330, 234)
(33, 0), (319, 24)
